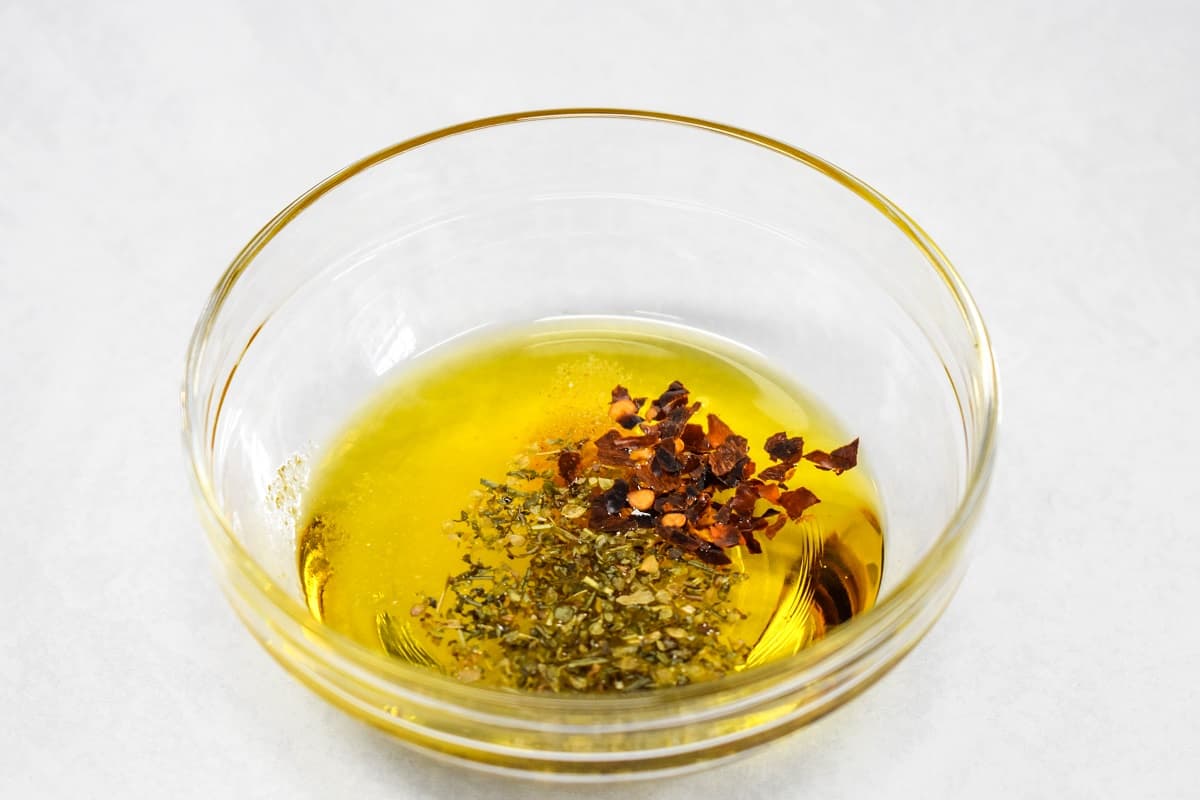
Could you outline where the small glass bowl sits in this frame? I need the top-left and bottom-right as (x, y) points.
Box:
(182, 109), (998, 780)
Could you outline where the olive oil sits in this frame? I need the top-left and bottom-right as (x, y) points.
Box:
(298, 319), (883, 690)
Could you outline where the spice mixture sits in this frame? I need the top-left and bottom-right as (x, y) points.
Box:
(298, 321), (883, 692)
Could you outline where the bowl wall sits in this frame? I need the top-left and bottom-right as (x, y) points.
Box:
(183, 110), (997, 778)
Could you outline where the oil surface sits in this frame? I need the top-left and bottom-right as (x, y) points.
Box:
(298, 319), (883, 686)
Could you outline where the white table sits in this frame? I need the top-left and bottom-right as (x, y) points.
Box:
(3, 2), (1197, 797)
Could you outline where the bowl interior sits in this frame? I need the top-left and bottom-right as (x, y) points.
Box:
(191, 112), (985, 654)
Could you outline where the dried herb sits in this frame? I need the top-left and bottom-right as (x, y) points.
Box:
(415, 380), (861, 692)
(416, 472), (749, 691)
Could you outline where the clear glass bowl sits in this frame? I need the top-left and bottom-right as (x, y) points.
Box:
(182, 109), (998, 780)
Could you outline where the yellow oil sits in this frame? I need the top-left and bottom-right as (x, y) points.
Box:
(298, 319), (883, 685)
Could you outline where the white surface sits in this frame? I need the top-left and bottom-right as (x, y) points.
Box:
(2, 1), (1197, 797)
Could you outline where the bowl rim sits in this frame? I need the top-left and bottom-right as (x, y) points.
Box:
(182, 107), (999, 716)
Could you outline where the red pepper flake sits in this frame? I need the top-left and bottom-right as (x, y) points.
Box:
(764, 432), (804, 463)
(656, 517), (731, 565)
(695, 541), (733, 566)
(652, 442), (685, 475)
(698, 523), (741, 548)
(557, 450), (582, 484)
(761, 514), (788, 540)
(630, 464), (682, 494)
(777, 487), (821, 520)
(608, 385), (647, 422)
(803, 438), (859, 475)
(680, 453), (707, 485)
(653, 490), (689, 514)
(706, 414), (735, 447)
(710, 435), (749, 477)
(583, 381), (858, 567)
(647, 380), (691, 421)
(594, 430), (631, 466)
(741, 528), (763, 555)
(680, 423), (709, 452)
(594, 429), (660, 467)
(727, 482), (759, 517)
(588, 479), (640, 532)
(757, 507), (781, 522)
(654, 402), (700, 438)
(757, 463), (793, 483)
(693, 502), (718, 529)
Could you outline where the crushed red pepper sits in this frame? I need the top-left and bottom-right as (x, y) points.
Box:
(579, 381), (859, 566)
(556, 450), (582, 484)
(803, 438), (860, 475)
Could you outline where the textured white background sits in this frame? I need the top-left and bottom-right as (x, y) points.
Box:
(2, 1), (1198, 797)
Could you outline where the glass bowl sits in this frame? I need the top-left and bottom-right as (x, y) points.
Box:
(181, 109), (998, 780)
